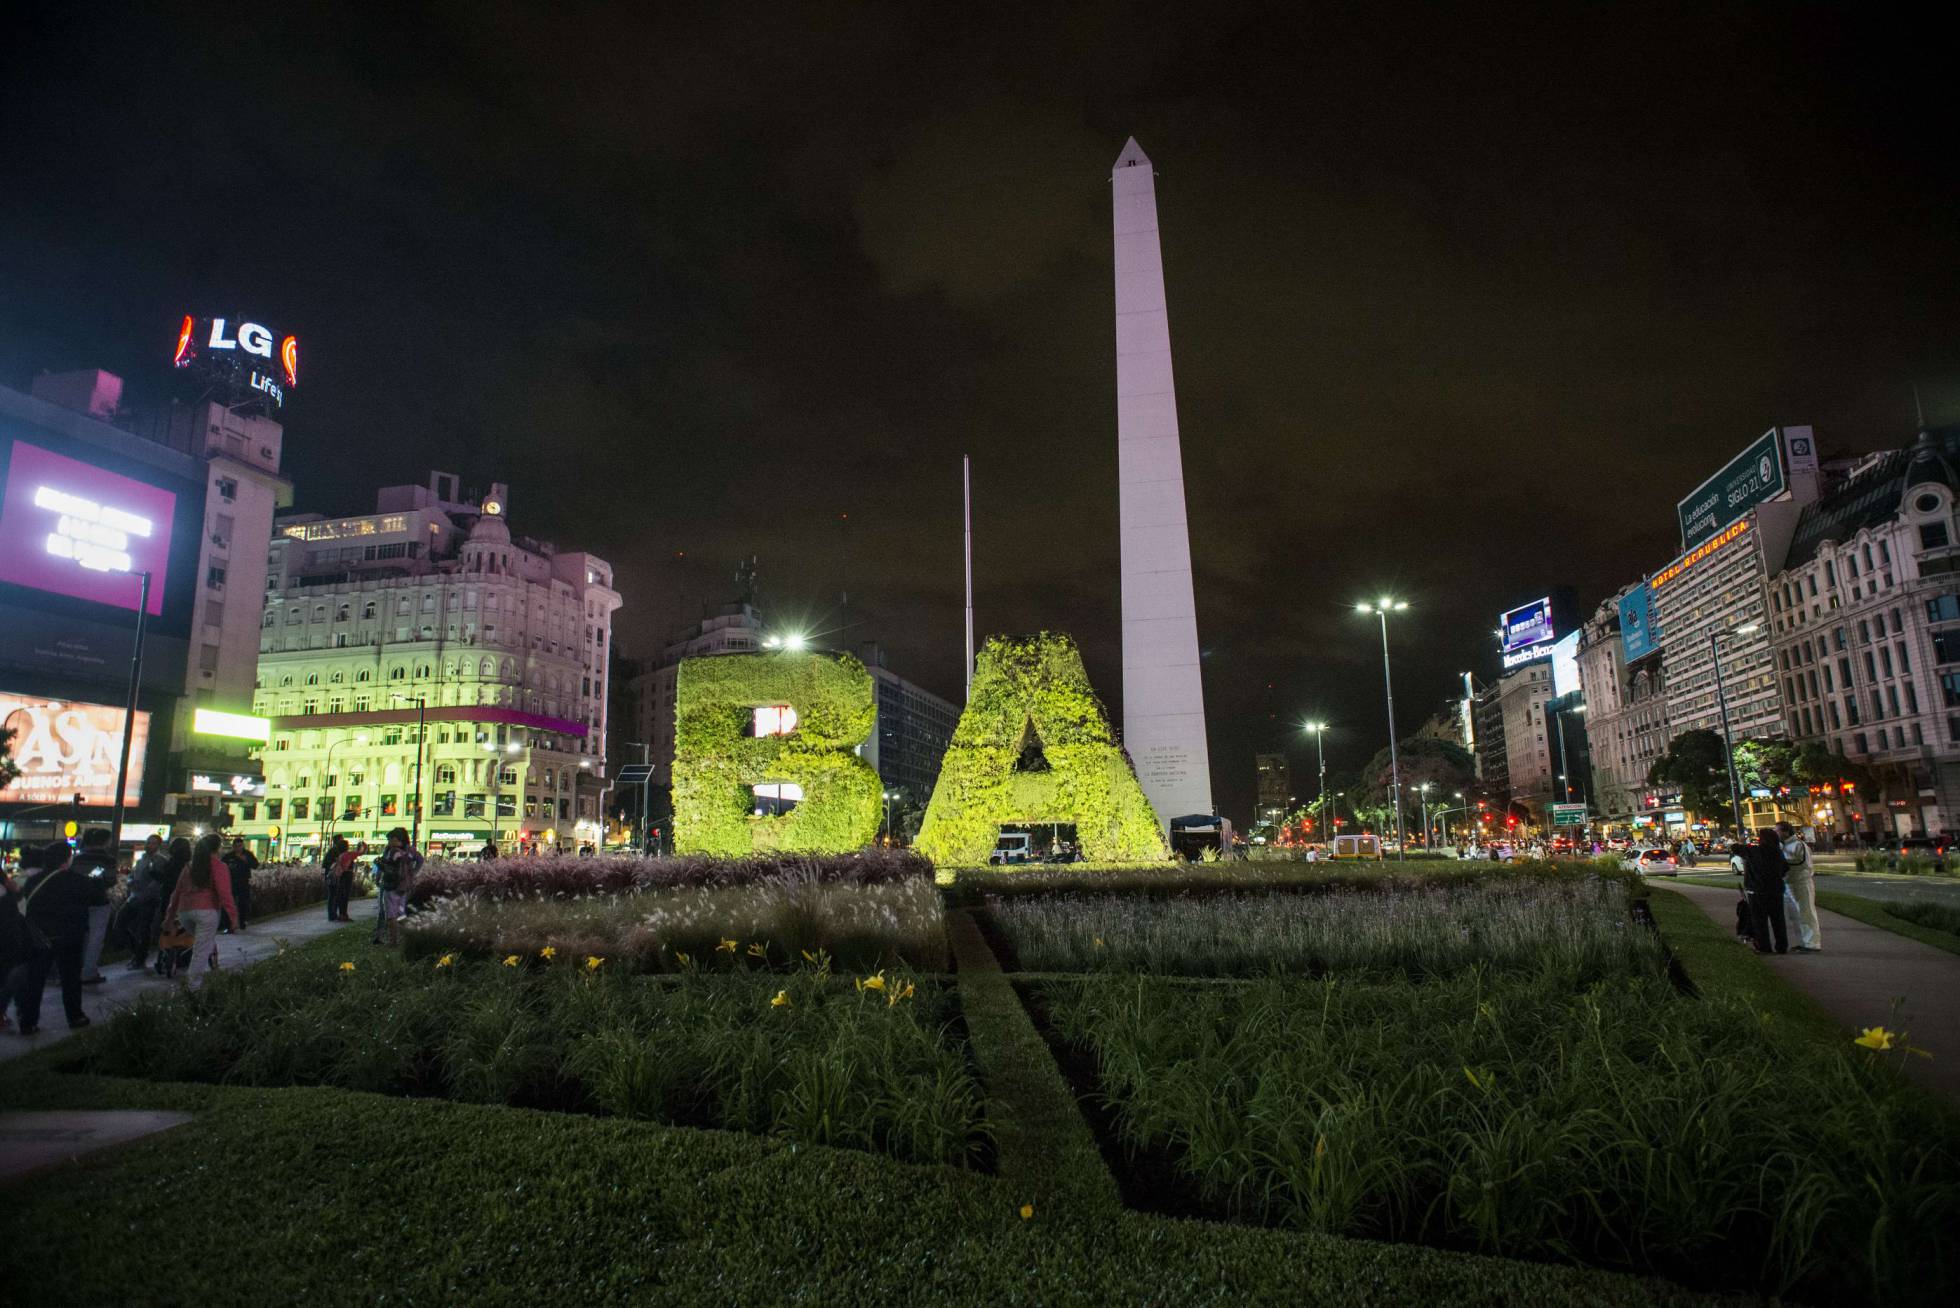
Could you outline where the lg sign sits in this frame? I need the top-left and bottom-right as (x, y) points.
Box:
(173, 315), (299, 405)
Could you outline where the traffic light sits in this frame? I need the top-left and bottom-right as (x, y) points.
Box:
(1506, 815), (1518, 828)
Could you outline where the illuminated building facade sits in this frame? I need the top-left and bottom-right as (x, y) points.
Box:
(231, 473), (620, 856)
(1574, 588), (1670, 822)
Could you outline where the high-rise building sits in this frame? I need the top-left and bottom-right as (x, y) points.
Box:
(1575, 588), (1670, 822)
(1113, 137), (1212, 826)
(855, 642), (958, 832)
(231, 472), (620, 857)
(1254, 753), (1291, 830)
(1495, 662), (1556, 820)
(625, 600), (766, 790)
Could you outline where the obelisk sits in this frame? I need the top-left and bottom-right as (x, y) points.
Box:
(1113, 136), (1213, 827)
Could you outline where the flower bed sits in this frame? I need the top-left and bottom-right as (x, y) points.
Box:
(403, 875), (948, 973)
(989, 877), (1659, 982)
(408, 848), (931, 904)
(85, 947), (985, 1167)
(945, 857), (1641, 901)
(246, 861), (376, 917)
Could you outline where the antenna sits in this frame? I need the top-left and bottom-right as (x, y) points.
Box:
(963, 455), (974, 700)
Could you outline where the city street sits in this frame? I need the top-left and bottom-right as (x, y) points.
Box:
(1675, 869), (1960, 908)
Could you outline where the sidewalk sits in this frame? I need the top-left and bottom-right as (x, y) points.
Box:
(1661, 881), (1960, 1101)
(1, 900), (373, 1063)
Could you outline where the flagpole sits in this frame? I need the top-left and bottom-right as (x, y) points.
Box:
(963, 455), (974, 700)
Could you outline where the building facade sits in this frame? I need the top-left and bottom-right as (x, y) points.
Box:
(1576, 589), (1671, 822)
(1768, 426), (1960, 838)
(856, 642), (959, 835)
(1254, 752), (1291, 831)
(230, 473), (621, 857)
(1495, 662), (1556, 820)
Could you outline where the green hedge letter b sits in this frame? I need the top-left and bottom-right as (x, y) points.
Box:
(915, 633), (1164, 868)
(671, 651), (882, 856)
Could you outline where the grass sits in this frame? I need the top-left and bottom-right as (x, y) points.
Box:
(986, 877), (1660, 982)
(1814, 892), (1960, 957)
(0, 1066), (1720, 1307)
(77, 941), (983, 1167)
(1041, 966), (1960, 1305)
(401, 874), (947, 973)
(1642, 888), (1842, 1042)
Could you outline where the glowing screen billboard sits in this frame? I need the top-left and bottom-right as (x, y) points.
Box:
(0, 692), (150, 806)
(0, 440), (172, 615)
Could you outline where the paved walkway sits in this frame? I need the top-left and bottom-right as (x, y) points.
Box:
(1662, 881), (1960, 1101)
(1, 900), (374, 1063)
(0, 1110), (194, 1182)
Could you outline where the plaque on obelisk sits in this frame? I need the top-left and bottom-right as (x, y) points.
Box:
(1112, 137), (1213, 828)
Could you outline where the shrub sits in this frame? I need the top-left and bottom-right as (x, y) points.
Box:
(404, 875), (948, 973)
(247, 861), (375, 917)
(1886, 898), (1960, 937)
(947, 857), (1642, 903)
(409, 848), (930, 904)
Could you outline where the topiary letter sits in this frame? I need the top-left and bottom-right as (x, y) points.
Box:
(915, 633), (1164, 867)
(672, 651), (882, 855)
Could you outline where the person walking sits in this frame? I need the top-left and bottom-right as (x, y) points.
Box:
(372, 827), (420, 946)
(1777, 821), (1822, 952)
(0, 864), (32, 1033)
(221, 836), (258, 932)
(324, 836), (355, 922)
(72, 827), (119, 985)
(1742, 826), (1790, 955)
(13, 841), (94, 1033)
(121, 833), (169, 970)
(163, 833), (242, 987)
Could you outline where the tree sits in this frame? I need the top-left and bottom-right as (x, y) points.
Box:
(0, 723), (18, 793)
(1648, 729), (1735, 826)
(1358, 737), (1475, 805)
(1732, 738), (1799, 794)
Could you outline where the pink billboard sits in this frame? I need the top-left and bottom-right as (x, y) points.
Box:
(0, 440), (172, 615)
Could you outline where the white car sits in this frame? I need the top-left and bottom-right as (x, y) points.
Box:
(1624, 846), (1679, 876)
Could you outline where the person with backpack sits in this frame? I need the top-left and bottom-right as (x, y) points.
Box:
(122, 833), (169, 971)
(163, 832), (243, 986)
(372, 827), (421, 946)
(13, 841), (94, 1033)
(1777, 821), (1822, 952)
(1742, 826), (1790, 955)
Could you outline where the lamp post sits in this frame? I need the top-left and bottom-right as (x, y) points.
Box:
(1417, 782), (1432, 850)
(1356, 597), (1409, 861)
(319, 732), (368, 851)
(1303, 720), (1329, 848)
(1710, 623), (1759, 842)
(109, 570), (152, 852)
(392, 693), (427, 850)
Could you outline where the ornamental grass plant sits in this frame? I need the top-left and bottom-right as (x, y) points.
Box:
(990, 876), (1659, 983)
(1042, 968), (1960, 1306)
(85, 946), (985, 1166)
(403, 873), (947, 973)
(408, 848), (930, 904)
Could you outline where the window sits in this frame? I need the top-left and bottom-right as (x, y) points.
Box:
(206, 565), (227, 588)
(436, 765), (456, 785)
(495, 793), (516, 818)
(1928, 595), (1960, 623)
(434, 791), (456, 816)
(751, 705), (799, 737)
(216, 476), (237, 502)
(380, 794), (399, 817)
(292, 797), (310, 820)
(1881, 647), (1894, 678)
(266, 799), (282, 820)
(753, 781), (803, 816)
(464, 793), (487, 818)
(1941, 671), (1960, 708)
(1934, 632), (1960, 665)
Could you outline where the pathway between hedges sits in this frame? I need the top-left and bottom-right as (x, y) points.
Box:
(1660, 881), (1960, 1100)
(0, 902), (370, 1064)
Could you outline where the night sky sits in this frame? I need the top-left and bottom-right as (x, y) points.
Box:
(4, 3), (1955, 822)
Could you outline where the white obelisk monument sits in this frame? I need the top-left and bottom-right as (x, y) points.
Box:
(1113, 136), (1213, 827)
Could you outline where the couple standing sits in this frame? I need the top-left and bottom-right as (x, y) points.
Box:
(1732, 822), (1821, 954)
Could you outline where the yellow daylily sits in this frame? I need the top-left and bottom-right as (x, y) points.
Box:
(887, 980), (916, 1008)
(1855, 1026), (1895, 1051)
(716, 937), (738, 955)
(747, 942), (768, 959)
(435, 954), (454, 968)
(585, 955), (605, 972)
(675, 950), (691, 967)
(1018, 1202), (1034, 1221)
(800, 949), (818, 963)
(540, 946), (558, 960)
(770, 989), (791, 1009)
(502, 954), (521, 968)
(857, 971), (887, 994)
(338, 961), (356, 973)
(1093, 936), (1105, 950)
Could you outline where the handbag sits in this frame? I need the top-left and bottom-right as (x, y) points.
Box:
(157, 923), (196, 951)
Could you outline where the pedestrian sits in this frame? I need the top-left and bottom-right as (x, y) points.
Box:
(323, 836), (356, 922)
(1679, 836), (1698, 868)
(1742, 826), (1790, 955)
(1777, 821), (1822, 952)
(121, 833), (169, 970)
(0, 864), (33, 1033)
(163, 832), (243, 987)
(151, 837), (193, 975)
(72, 827), (118, 984)
(479, 839), (497, 862)
(373, 827), (421, 946)
(12, 841), (94, 1034)
(222, 836), (258, 931)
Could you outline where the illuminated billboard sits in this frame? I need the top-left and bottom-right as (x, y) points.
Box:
(172, 316), (298, 408)
(0, 693), (150, 806)
(1677, 429), (1784, 550)
(1619, 582), (1659, 663)
(0, 440), (173, 615)
(1498, 597), (1556, 669)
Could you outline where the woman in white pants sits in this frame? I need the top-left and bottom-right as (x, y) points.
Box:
(163, 833), (242, 985)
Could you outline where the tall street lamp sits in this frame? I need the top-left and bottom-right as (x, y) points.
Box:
(1303, 720), (1329, 847)
(1356, 597), (1409, 861)
(1417, 781), (1433, 849)
(1710, 622), (1759, 842)
(392, 693), (427, 850)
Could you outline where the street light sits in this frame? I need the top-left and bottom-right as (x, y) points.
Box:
(1303, 720), (1329, 849)
(1710, 622), (1759, 843)
(1356, 597), (1409, 860)
(319, 732), (369, 850)
(1417, 781), (1433, 850)
(391, 693), (428, 849)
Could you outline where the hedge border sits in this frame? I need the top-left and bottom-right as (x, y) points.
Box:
(1811, 891), (1960, 958)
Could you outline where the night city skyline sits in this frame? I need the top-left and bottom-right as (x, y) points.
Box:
(5, 2), (1957, 823)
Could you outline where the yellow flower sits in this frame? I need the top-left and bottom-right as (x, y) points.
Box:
(435, 954), (454, 968)
(716, 937), (738, 954)
(857, 971), (886, 993)
(502, 954), (520, 968)
(770, 989), (790, 1009)
(540, 946), (558, 960)
(887, 980), (916, 1007)
(1314, 1135), (1326, 1161)
(1855, 1026), (1895, 1051)
(585, 955), (605, 972)
(800, 949), (818, 963)
(675, 950), (691, 967)
(1018, 1202), (1034, 1221)
(747, 941), (768, 959)
(1093, 936), (1105, 950)
(338, 961), (356, 973)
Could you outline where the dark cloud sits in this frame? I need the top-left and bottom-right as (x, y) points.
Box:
(2, 0), (1955, 822)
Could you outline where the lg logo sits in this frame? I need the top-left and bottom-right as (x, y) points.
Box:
(173, 315), (298, 387)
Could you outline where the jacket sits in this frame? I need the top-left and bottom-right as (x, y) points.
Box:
(1743, 841), (1788, 891)
(128, 851), (168, 904)
(165, 856), (239, 925)
(21, 863), (92, 942)
(71, 849), (117, 908)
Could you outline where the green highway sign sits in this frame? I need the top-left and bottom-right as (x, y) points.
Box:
(1550, 803), (1588, 827)
(1677, 429), (1784, 549)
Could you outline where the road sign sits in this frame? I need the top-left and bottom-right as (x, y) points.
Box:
(1550, 803), (1587, 827)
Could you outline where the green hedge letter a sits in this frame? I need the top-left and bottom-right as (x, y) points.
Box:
(671, 651), (882, 856)
(916, 633), (1164, 867)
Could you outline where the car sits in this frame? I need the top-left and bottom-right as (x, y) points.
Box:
(1623, 846), (1679, 875)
